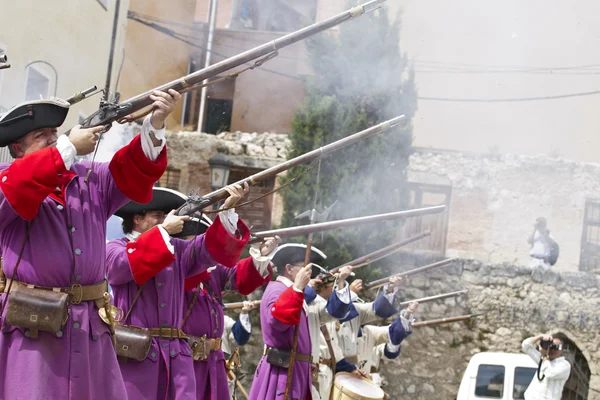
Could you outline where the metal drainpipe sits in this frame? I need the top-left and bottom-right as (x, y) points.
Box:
(196, 0), (218, 133)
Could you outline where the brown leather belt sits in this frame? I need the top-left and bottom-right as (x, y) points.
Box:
(265, 346), (313, 364)
(5, 278), (108, 304)
(149, 327), (188, 339)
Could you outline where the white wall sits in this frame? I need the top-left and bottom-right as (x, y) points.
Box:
(0, 0), (129, 131)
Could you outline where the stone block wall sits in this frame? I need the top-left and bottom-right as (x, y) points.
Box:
(409, 149), (600, 272)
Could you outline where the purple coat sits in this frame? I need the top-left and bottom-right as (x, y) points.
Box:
(106, 234), (217, 400)
(249, 279), (312, 400)
(182, 256), (272, 399)
(0, 160), (129, 400)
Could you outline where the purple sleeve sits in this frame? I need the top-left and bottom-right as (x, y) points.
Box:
(106, 239), (136, 286)
(173, 235), (217, 278)
(264, 283), (297, 333)
(76, 160), (129, 220)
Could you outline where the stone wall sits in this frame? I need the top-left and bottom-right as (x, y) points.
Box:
(408, 149), (600, 272)
(232, 260), (600, 399)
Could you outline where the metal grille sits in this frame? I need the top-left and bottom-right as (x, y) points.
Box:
(155, 168), (181, 191)
(579, 200), (600, 273)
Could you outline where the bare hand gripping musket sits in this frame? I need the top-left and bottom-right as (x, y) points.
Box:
(363, 258), (457, 290)
(177, 116), (405, 216)
(80, 0), (387, 129)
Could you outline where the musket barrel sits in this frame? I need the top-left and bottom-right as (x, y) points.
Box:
(253, 205), (445, 240)
(329, 231), (431, 274)
(399, 289), (468, 307)
(178, 116), (405, 215)
(84, 0), (388, 127)
(412, 313), (483, 328)
(364, 257), (456, 290)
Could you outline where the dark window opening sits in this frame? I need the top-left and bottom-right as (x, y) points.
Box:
(156, 168), (181, 191)
(205, 98), (233, 134)
(474, 364), (505, 398)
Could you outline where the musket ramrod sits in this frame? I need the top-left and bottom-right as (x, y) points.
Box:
(82, 0), (387, 128)
(178, 116), (405, 215)
(363, 258), (456, 290)
(412, 313), (483, 328)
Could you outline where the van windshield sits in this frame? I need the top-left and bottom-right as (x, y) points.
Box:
(513, 367), (536, 399)
(475, 364), (505, 398)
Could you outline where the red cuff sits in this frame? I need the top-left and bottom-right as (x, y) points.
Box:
(271, 286), (304, 325)
(184, 270), (211, 292)
(236, 257), (273, 295)
(205, 215), (250, 268)
(127, 226), (175, 284)
(109, 134), (167, 204)
(0, 147), (66, 220)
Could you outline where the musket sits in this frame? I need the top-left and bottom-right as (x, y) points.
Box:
(363, 258), (457, 290)
(329, 231), (431, 274)
(223, 300), (261, 310)
(249, 206), (445, 244)
(177, 116), (405, 216)
(399, 289), (468, 307)
(412, 313), (484, 328)
(81, 0), (387, 128)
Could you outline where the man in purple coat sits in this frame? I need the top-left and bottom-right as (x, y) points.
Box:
(180, 218), (278, 399)
(106, 184), (253, 400)
(249, 244), (351, 400)
(0, 89), (180, 399)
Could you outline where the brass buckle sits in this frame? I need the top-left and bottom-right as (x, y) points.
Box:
(190, 334), (210, 361)
(70, 284), (83, 304)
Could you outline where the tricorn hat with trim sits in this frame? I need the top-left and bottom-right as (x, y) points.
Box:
(115, 187), (187, 218)
(271, 243), (327, 278)
(0, 98), (70, 147)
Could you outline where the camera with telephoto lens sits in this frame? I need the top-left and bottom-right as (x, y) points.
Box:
(540, 340), (562, 351)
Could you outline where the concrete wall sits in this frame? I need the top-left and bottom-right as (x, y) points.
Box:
(408, 148), (600, 272)
(0, 0), (129, 128)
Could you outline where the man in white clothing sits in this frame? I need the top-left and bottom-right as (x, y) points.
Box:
(521, 334), (571, 400)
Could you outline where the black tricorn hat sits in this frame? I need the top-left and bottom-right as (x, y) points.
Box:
(271, 243), (327, 277)
(0, 98), (70, 147)
(115, 187), (187, 218)
(172, 213), (213, 238)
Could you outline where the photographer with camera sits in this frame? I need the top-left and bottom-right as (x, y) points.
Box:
(521, 335), (571, 399)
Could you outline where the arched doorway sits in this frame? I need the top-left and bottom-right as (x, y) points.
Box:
(553, 333), (590, 399)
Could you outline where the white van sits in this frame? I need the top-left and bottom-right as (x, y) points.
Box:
(457, 352), (538, 400)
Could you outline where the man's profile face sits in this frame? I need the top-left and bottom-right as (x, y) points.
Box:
(133, 210), (166, 234)
(12, 128), (58, 157)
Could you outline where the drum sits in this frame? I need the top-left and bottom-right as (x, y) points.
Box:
(330, 372), (385, 400)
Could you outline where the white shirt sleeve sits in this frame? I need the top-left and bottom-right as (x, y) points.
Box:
(56, 134), (77, 170)
(334, 280), (350, 304)
(382, 284), (399, 304)
(218, 208), (240, 236)
(239, 313), (251, 334)
(140, 115), (166, 161)
(248, 242), (276, 278)
(156, 225), (175, 254)
(521, 337), (541, 364)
